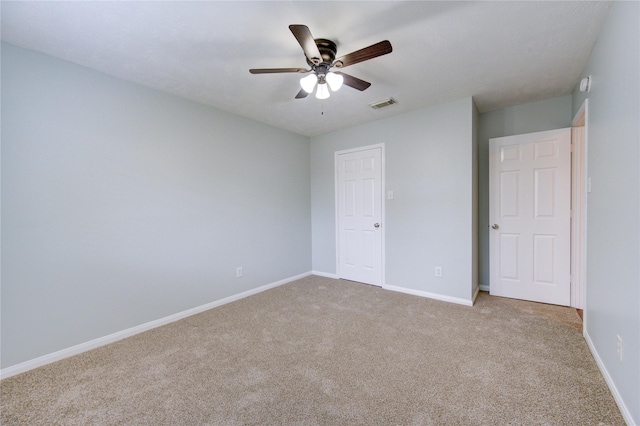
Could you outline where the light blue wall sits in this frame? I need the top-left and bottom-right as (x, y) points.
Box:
(477, 96), (573, 287)
(1, 43), (312, 368)
(472, 102), (479, 295)
(311, 97), (476, 302)
(571, 2), (640, 423)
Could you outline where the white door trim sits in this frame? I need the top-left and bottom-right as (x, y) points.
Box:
(571, 99), (588, 312)
(334, 143), (385, 286)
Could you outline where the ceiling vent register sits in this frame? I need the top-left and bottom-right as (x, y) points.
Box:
(369, 98), (398, 110)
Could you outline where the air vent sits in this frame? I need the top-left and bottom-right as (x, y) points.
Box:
(369, 98), (398, 110)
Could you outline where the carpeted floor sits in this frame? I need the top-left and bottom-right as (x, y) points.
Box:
(1, 275), (624, 425)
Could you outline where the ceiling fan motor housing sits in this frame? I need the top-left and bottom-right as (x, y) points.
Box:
(307, 39), (339, 73)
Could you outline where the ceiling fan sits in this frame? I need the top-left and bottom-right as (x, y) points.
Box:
(249, 25), (392, 99)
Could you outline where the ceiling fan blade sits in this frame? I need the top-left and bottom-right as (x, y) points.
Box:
(289, 24), (322, 65)
(334, 72), (371, 91)
(334, 40), (392, 68)
(295, 88), (309, 99)
(250, 68), (309, 74)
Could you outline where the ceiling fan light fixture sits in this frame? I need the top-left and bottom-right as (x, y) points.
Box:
(315, 82), (330, 99)
(326, 72), (343, 91)
(300, 74), (317, 93)
(250, 25), (393, 100)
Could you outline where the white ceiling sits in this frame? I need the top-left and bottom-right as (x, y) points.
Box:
(1, 1), (611, 137)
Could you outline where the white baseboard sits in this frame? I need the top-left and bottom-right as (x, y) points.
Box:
(479, 284), (490, 292)
(311, 270), (338, 279)
(382, 284), (474, 307)
(584, 331), (636, 425)
(0, 271), (312, 380)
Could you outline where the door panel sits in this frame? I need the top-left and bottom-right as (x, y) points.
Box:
(490, 128), (571, 306)
(499, 233), (520, 280)
(500, 171), (520, 217)
(533, 234), (555, 284)
(336, 146), (383, 286)
(534, 168), (556, 217)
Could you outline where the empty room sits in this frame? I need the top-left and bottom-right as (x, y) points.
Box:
(1, 1), (638, 424)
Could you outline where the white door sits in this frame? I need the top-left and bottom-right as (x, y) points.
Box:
(336, 145), (383, 286)
(489, 129), (571, 306)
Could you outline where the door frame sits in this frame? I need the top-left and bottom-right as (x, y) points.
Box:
(571, 99), (589, 312)
(334, 143), (386, 286)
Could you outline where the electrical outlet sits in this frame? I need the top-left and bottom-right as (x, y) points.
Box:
(236, 267), (243, 278)
(435, 266), (443, 277)
(616, 335), (623, 361)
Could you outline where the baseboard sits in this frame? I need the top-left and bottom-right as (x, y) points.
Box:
(479, 284), (490, 292)
(584, 330), (636, 425)
(311, 270), (338, 279)
(382, 284), (474, 307)
(0, 271), (312, 380)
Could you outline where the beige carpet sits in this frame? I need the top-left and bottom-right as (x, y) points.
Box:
(1, 275), (624, 425)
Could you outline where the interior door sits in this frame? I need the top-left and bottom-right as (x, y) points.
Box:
(489, 129), (571, 306)
(336, 145), (383, 286)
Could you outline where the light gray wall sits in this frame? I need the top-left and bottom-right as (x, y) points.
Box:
(311, 97), (476, 302)
(1, 43), (311, 368)
(571, 2), (640, 423)
(477, 95), (573, 287)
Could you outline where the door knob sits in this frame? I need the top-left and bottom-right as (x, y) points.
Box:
(374, 223), (380, 228)
(491, 224), (499, 230)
